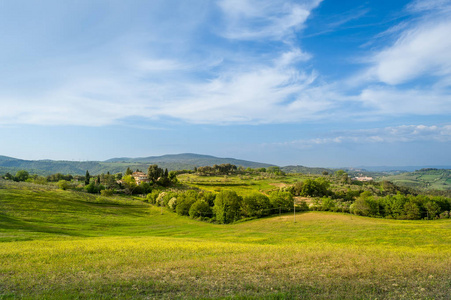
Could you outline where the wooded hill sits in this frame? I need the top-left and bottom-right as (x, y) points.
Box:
(0, 153), (275, 176)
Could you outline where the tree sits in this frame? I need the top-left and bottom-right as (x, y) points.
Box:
(122, 175), (137, 195)
(125, 167), (133, 175)
(148, 164), (163, 183)
(85, 170), (90, 185)
(403, 201), (421, 220)
(242, 193), (271, 218)
(300, 178), (330, 197)
(269, 191), (293, 212)
(425, 201), (440, 219)
(213, 190), (243, 224)
(15, 170), (29, 182)
(168, 171), (178, 184)
(351, 191), (380, 217)
(176, 191), (198, 216)
(85, 182), (99, 193)
(189, 200), (212, 219)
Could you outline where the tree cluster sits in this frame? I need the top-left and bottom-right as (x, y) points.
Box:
(196, 164), (238, 176)
(308, 191), (451, 220)
(2, 170), (30, 182)
(146, 189), (304, 224)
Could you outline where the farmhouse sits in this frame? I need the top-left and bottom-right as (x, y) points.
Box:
(132, 171), (149, 184)
(353, 176), (373, 182)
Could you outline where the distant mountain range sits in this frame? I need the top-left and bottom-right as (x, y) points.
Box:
(105, 153), (275, 168)
(356, 165), (451, 172)
(0, 153), (275, 176)
(0, 153), (449, 176)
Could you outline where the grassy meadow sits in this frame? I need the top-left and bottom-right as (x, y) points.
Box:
(1, 180), (451, 299)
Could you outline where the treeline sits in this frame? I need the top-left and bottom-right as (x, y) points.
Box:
(194, 164), (285, 176)
(195, 164), (238, 175)
(309, 192), (450, 220)
(289, 177), (419, 199)
(1, 165), (179, 195)
(146, 189), (307, 224)
(287, 177), (451, 220)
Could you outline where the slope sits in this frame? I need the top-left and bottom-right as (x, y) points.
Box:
(1, 180), (451, 299)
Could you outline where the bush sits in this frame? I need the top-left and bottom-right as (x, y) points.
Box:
(85, 182), (99, 194)
(146, 190), (161, 204)
(168, 197), (177, 211)
(321, 197), (336, 211)
(57, 180), (70, 190)
(101, 189), (114, 197)
(298, 200), (309, 211)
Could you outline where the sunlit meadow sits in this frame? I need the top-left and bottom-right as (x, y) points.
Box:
(1, 181), (450, 299)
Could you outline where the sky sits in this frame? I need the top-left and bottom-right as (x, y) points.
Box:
(0, 0), (450, 167)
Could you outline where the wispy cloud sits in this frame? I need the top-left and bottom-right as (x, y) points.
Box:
(217, 0), (321, 40)
(364, 0), (451, 86)
(368, 21), (451, 85)
(0, 0), (450, 128)
(0, 0), (326, 127)
(280, 124), (451, 149)
(358, 86), (451, 115)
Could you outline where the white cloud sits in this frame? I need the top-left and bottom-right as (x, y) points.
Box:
(0, 0), (328, 127)
(365, 0), (451, 86)
(369, 20), (451, 85)
(0, 0), (450, 128)
(149, 51), (332, 124)
(137, 59), (187, 72)
(282, 124), (451, 149)
(218, 0), (321, 40)
(358, 86), (451, 115)
(407, 0), (451, 13)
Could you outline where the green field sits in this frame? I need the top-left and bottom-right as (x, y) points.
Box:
(1, 181), (451, 299)
(177, 173), (301, 195)
(382, 169), (451, 191)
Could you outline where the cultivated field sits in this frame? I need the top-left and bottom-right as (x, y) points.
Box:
(381, 169), (451, 191)
(1, 181), (450, 299)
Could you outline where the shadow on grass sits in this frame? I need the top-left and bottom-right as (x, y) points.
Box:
(0, 213), (87, 238)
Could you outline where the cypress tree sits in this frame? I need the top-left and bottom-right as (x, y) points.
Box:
(85, 170), (90, 185)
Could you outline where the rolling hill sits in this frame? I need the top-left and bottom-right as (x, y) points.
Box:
(381, 168), (451, 191)
(0, 153), (275, 176)
(1, 181), (450, 299)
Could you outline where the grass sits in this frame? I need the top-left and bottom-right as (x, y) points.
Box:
(1, 181), (451, 299)
(382, 169), (451, 191)
(176, 174), (299, 195)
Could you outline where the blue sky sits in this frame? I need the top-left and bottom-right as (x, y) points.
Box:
(0, 0), (450, 167)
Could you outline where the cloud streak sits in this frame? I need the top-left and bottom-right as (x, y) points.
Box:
(0, 0), (450, 128)
(281, 124), (451, 149)
(217, 0), (321, 40)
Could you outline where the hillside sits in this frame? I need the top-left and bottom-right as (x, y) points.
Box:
(105, 153), (275, 169)
(0, 153), (275, 176)
(1, 181), (450, 299)
(381, 168), (451, 191)
(281, 165), (334, 175)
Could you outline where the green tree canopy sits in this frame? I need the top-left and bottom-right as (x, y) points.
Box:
(15, 170), (29, 182)
(213, 190), (243, 224)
